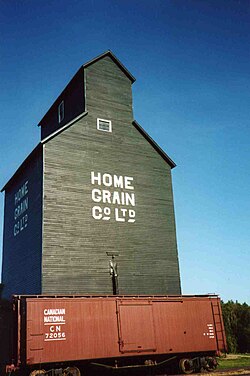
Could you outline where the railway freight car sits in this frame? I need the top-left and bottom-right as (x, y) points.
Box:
(1, 51), (181, 298)
(0, 298), (12, 372)
(4, 295), (227, 376)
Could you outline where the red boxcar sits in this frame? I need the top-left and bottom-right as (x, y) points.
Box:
(6, 295), (227, 375)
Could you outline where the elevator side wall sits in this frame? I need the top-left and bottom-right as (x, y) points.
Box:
(42, 58), (180, 295)
(1, 149), (43, 298)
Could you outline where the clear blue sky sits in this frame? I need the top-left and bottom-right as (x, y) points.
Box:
(0, 0), (249, 303)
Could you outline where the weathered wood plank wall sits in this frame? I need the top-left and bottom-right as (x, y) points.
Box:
(42, 56), (181, 295)
(2, 149), (43, 298)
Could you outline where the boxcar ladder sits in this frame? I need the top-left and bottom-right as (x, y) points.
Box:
(211, 298), (227, 353)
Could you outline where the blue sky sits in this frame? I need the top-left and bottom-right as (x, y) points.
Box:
(0, 0), (249, 303)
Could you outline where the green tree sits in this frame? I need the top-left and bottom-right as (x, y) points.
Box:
(237, 303), (250, 353)
(221, 300), (250, 353)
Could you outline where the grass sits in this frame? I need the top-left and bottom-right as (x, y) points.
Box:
(217, 355), (250, 370)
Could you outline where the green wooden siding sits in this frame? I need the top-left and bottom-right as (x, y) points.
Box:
(2, 149), (43, 298)
(42, 56), (181, 295)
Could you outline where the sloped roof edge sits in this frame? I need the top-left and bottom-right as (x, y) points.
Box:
(38, 66), (83, 127)
(83, 50), (136, 83)
(41, 112), (88, 144)
(2, 120), (176, 191)
(1, 143), (42, 192)
(38, 51), (135, 128)
(132, 120), (176, 169)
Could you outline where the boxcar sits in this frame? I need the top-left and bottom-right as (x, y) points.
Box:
(4, 295), (227, 375)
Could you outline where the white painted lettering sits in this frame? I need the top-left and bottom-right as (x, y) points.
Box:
(103, 207), (111, 220)
(102, 173), (113, 187)
(128, 210), (136, 223)
(44, 308), (66, 342)
(124, 176), (134, 190)
(91, 171), (101, 185)
(13, 182), (29, 237)
(115, 208), (125, 222)
(92, 206), (102, 220)
(125, 192), (135, 206)
(92, 188), (102, 202)
(113, 175), (124, 188)
(14, 197), (29, 220)
(102, 190), (111, 204)
(112, 191), (121, 205)
(13, 214), (28, 237)
(120, 192), (125, 205)
(14, 181), (28, 205)
(90, 172), (136, 223)
(121, 208), (127, 216)
(44, 309), (65, 315)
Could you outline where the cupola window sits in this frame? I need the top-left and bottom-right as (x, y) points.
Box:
(58, 101), (64, 123)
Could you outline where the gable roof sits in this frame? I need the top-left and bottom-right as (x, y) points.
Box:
(38, 50), (135, 128)
(83, 50), (136, 83)
(1, 119), (176, 192)
(132, 121), (176, 169)
(38, 66), (83, 128)
(2, 52), (174, 192)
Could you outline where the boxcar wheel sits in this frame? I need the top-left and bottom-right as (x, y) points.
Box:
(179, 358), (193, 374)
(206, 357), (217, 372)
(63, 366), (81, 376)
(29, 370), (45, 376)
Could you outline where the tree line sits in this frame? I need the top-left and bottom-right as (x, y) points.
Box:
(221, 300), (250, 353)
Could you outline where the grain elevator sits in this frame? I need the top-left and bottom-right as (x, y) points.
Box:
(1, 51), (181, 298)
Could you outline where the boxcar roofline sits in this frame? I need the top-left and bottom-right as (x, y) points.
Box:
(13, 294), (219, 299)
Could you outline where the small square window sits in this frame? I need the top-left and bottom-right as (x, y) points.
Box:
(97, 118), (112, 132)
(58, 101), (64, 123)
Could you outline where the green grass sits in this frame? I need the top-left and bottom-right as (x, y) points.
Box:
(217, 355), (250, 369)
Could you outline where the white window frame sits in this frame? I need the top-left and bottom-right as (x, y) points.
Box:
(58, 101), (64, 124)
(97, 118), (112, 133)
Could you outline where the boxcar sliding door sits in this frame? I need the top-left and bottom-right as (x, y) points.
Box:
(117, 300), (156, 354)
